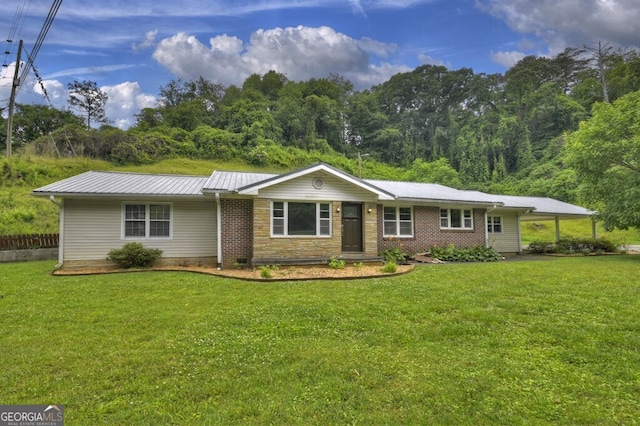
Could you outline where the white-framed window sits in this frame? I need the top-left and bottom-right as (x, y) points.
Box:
(271, 201), (331, 237)
(487, 216), (503, 233)
(383, 206), (414, 237)
(123, 203), (172, 239)
(440, 208), (473, 230)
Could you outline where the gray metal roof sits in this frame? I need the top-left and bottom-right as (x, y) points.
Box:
(33, 171), (209, 197)
(202, 171), (277, 192)
(488, 195), (594, 218)
(32, 167), (593, 219)
(365, 179), (503, 205)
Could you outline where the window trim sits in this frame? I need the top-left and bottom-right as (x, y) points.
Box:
(440, 208), (474, 230)
(382, 205), (414, 238)
(270, 201), (332, 238)
(487, 215), (503, 234)
(122, 202), (173, 240)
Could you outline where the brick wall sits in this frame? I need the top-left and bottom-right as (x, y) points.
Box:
(221, 198), (253, 269)
(378, 205), (487, 255)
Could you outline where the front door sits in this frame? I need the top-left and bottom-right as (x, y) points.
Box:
(342, 203), (363, 252)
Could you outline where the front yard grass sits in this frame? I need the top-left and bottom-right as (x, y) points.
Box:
(1, 256), (639, 424)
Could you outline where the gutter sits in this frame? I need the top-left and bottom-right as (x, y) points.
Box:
(49, 196), (64, 268)
(215, 193), (222, 269)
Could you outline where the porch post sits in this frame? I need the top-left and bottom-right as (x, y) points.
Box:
(555, 216), (560, 242)
(592, 219), (598, 239)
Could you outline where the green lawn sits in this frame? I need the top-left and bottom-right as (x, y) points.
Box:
(521, 219), (640, 245)
(1, 257), (639, 424)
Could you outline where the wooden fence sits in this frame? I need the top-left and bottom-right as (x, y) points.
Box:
(0, 234), (59, 251)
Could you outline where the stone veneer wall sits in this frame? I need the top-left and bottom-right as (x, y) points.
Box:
(378, 206), (487, 255)
(220, 198), (253, 269)
(252, 199), (379, 261)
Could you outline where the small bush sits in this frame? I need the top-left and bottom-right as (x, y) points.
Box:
(381, 247), (406, 263)
(528, 240), (555, 253)
(353, 262), (364, 269)
(260, 266), (272, 279)
(429, 245), (502, 262)
(381, 261), (398, 273)
(328, 256), (346, 269)
(107, 242), (162, 268)
(555, 237), (618, 254)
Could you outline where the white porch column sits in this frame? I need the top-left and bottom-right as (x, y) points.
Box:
(592, 219), (598, 239)
(555, 216), (560, 242)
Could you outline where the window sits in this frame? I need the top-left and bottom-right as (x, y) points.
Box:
(271, 201), (331, 237)
(440, 208), (473, 229)
(123, 203), (171, 238)
(383, 206), (413, 237)
(487, 216), (503, 233)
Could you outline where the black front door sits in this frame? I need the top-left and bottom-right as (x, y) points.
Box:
(342, 203), (363, 252)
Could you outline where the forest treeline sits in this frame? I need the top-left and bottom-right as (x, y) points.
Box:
(2, 44), (640, 204)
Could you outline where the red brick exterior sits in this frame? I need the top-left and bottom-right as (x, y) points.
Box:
(220, 198), (253, 269)
(377, 205), (486, 256)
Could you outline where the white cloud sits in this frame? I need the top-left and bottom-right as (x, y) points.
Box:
(478, 0), (640, 54)
(103, 81), (157, 129)
(133, 30), (158, 51)
(490, 50), (526, 68)
(417, 53), (447, 67)
(152, 26), (407, 90)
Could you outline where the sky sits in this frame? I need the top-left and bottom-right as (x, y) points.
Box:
(1, 0), (639, 129)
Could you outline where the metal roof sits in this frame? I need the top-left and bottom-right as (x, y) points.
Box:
(488, 195), (594, 218)
(365, 179), (503, 205)
(32, 171), (209, 197)
(202, 171), (277, 192)
(31, 166), (593, 219)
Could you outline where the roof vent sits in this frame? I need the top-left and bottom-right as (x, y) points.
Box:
(312, 177), (324, 189)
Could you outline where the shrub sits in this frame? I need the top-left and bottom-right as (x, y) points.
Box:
(328, 256), (346, 269)
(381, 261), (398, 273)
(555, 237), (618, 254)
(429, 245), (502, 262)
(381, 247), (406, 263)
(528, 240), (555, 253)
(260, 266), (272, 279)
(107, 242), (162, 268)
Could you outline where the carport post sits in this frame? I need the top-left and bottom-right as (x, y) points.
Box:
(555, 216), (560, 242)
(592, 219), (598, 239)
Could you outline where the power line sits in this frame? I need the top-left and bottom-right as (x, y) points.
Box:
(17, 0), (64, 96)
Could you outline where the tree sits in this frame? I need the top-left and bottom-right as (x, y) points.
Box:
(566, 90), (640, 230)
(67, 80), (109, 128)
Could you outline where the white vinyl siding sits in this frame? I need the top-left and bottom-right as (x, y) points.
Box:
(487, 211), (520, 252)
(383, 206), (413, 237)
(63, 198), (216, 261)
(258, 171), (378, 202)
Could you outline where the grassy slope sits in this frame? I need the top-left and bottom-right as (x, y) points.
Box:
(1, 257), (639, 424)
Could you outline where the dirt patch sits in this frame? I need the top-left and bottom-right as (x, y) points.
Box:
(53, 262), (416, 281)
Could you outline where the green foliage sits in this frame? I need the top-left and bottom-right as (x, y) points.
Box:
(328, 256), (346, 270)
(260, 265), (272, 279)
(352, 262), (364, 269)
(381, 260), (398, 273)
(429, 245), (502, 262)
(529, 237), (619, 254)
(527, 240), (556, 254)
(107, 242), (163, 268)
(381, 247), (406, 263)
(566, 90), (640, 230)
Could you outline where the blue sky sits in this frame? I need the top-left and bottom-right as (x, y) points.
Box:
(1, 0), (639, 128)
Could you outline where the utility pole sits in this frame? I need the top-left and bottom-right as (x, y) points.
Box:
(6, 39), (23, 158)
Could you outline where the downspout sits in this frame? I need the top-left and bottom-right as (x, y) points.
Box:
(49, 196), (64, 268)
(215, 193), (222, 269)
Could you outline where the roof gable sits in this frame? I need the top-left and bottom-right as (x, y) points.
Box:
(235, 163), (396, 200)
